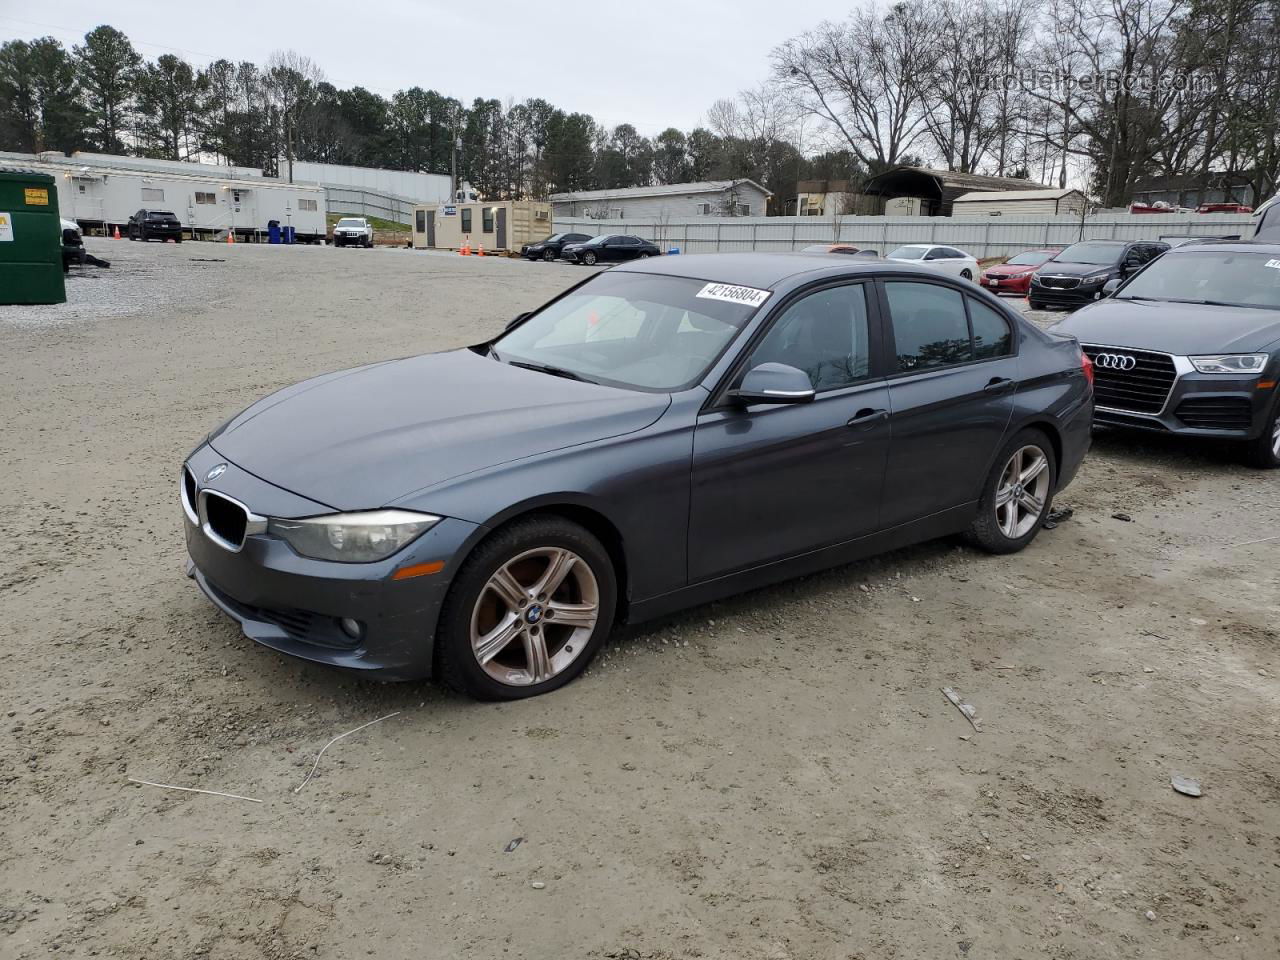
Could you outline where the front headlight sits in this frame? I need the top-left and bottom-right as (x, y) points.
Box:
(1189, 354), (1269, 375)
(267, 510), (440, 562)
(1078, 273), (1108, 286)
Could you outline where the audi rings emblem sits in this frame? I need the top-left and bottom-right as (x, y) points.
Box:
(1094, 353), (1137, 371)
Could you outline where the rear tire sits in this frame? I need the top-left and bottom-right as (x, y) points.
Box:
(436, 515), (617, 701)
(1241, 401), (1280, 468)
(967, 428), (1057, 554)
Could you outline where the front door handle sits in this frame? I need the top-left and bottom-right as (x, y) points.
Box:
(847, 408), (888, 427)
(983, 377), (1015, 394)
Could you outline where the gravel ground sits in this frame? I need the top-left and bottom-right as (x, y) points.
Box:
(2, 238), (1278, 960)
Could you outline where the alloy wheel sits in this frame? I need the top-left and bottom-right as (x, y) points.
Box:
(543, 249), (555, 261)
(995, 444), (1050, 539)
(1272, 414), (1280, 459)
(583, 252), (597, 265)
(469, 547), (600, 687)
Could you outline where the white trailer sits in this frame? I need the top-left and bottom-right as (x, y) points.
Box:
(0, 151), (328, 242)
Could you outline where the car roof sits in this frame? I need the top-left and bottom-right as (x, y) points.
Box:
(612, 251), (976, 290)
(1163, 240), (1280, 255)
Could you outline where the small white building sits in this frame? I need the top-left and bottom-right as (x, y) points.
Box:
(549, 179), (772, 220)
(951, 188), (1089, 217)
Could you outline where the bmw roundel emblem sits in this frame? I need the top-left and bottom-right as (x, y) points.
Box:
(525, 604), (544, 624)
(205, 463), (227, 483)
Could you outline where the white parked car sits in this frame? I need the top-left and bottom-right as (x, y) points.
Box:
(332, 217), (374, 248)
(885, 244), (980, 281)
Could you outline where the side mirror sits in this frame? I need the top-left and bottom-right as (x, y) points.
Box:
(505, 311), (531, 331)
(728, 363), (816, 405)
(1103, 278), (1122, 296)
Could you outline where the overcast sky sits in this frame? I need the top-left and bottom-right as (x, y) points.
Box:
(0, 1), (843, 135)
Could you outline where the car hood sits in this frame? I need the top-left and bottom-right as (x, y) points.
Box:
(1049, 298), (1280, 354)
(208, 349), (670, 511)
(1037, 261), (1116, 278)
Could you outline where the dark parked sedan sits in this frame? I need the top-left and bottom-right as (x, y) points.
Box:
(1049, 241), (1280, 466)
(183, 253), (1093, 699)
(522, 232), (592, 261)
(127, 209), (183, 242)
(1029, 239), (1167, 309)
(561, 234), (661, 265)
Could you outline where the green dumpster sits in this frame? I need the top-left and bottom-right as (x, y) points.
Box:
(0, 168), (66, 305)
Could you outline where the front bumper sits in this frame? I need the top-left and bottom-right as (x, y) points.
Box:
(1029, 281), (1108, 307)
(183, 446), (481, 679)
(981, 273), (1032, 295)
(1085, 355), (1277, 440)
(333, 234), (366, 246)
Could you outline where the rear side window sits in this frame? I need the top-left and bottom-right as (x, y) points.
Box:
(968, 298), (1013, 359)
(885, 282), (972, 371)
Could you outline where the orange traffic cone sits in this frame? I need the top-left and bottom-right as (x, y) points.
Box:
(477, 243), (484, 257)
(227, 229), (235, 245)
(112, 225), (121, 239)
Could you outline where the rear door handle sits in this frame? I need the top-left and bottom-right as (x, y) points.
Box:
(847, 408), (888, 427)
(983, 377), (1015, 394)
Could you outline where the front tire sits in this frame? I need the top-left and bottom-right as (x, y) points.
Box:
(968, 429), (1056, 554)
(436, 515), (617, 700)
(1242, 402), (1280, 468)
(543, 249), (556, 262)
(1028, 299), (1044, 310)
(582, 251), (597, 266)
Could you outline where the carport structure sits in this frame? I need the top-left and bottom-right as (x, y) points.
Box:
(863, 166), (1052, 217)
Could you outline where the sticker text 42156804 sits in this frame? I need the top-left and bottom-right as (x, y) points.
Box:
(695, 283), (772, 308)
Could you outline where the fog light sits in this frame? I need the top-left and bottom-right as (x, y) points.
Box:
(339, 617), (362, 639)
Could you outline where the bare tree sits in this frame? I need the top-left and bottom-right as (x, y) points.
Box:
(772, 2), (938, 169)
(265, 50), (324, 183)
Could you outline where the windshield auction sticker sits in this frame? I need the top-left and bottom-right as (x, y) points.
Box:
(0, 213), (11, 242)
(696, 282), (772, 308)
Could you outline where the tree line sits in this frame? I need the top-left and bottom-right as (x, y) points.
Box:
(1, 1), (1277, 211)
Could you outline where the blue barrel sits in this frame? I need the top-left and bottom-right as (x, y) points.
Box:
(283, 226), (296, 245)
(267, 220), (281, 244)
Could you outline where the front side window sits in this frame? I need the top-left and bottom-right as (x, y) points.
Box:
(885, 282), (973, 371)
(494, 272), (763, 391)
(748, 285), (871, 392)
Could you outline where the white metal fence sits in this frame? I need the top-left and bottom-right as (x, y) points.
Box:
(551, 213), (1255, 259)
(325, 187), (418, 225)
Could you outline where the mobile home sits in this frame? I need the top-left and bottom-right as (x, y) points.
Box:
(411, 200), (552, 252)
(0, 151), (328, 242)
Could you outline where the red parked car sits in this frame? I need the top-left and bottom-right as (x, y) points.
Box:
(979, 249), (1060, 296)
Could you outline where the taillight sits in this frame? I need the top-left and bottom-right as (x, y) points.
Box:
(1080, 350), (1094, 387)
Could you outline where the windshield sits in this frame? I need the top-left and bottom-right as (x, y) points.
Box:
(887, 246), (926, 260)
(1006, 251), (1053, 266)
(493, 272), (764, 391)
(1053, 242), (1122, 265)
(336, 218), (364, 227)
(1115, 251), (1280, 310)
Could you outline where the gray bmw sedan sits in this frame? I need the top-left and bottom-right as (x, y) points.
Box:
(183, 254), (1094, 699)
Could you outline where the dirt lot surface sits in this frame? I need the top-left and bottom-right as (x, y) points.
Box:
(3, 239), (1278, 960)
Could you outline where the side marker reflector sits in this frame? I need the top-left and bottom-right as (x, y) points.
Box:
(392, 560), (445, 581)
(1256, 380), (1276, 390)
